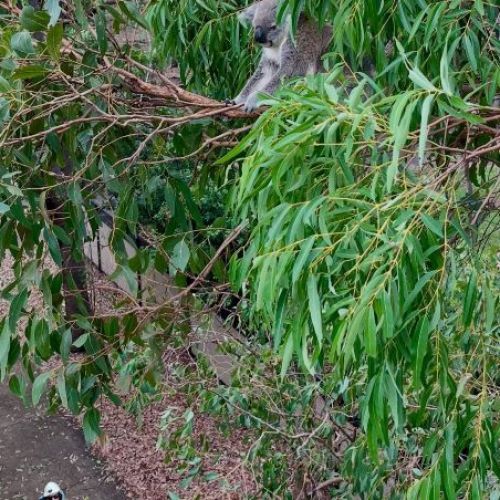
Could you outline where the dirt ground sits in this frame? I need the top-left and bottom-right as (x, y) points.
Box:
(0, 383), (125, 500)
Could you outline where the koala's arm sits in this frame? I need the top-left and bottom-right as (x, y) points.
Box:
(233, 42), (302, 111)
(232, 61), (265, 105)
(242, 71), (286, 112)
(259, 42), (301, 95)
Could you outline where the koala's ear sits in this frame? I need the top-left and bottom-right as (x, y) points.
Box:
(238, 3), (258, 24)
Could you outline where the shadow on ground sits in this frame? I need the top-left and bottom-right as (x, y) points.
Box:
(0, 383), (125, 500)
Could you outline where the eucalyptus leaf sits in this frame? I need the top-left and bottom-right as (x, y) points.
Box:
(32, 371), (51, 405)
(11, 31), (36, 55)
(44, 0), (61, 26)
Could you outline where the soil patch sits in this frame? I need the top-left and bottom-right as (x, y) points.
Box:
(0, 383), (125, 500)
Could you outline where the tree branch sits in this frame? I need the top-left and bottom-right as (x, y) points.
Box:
(101, 56), (258, 120)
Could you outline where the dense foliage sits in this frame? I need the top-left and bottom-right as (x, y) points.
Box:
(0, 0), (498, 497)
(220, 2), (499, 495)
(147, 0), (255, 98)
(226, 76), (499, 496)
(0, 0), (226, 448)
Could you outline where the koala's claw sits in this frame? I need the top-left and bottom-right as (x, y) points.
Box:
(227, 94), (259, 112)
(243, 94), (259, 112)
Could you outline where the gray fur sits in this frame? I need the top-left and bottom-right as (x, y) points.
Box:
(232, 0), (332, 111)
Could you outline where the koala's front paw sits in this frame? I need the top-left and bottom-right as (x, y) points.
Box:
(230, 95), (245, 106)
(243, 93), (260, 112)
(225, 97), (243, 106)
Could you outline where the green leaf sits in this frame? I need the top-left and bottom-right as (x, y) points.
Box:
(118, 1), (150, 30)
(32, 371), (51, 405)
(216, 130), (255, 164)
(255, 258), (272, 312)
(414, 316), (430, 389)
(385, 366), (401, 429)
(301, 326), (315, 375)
(57, 370), (68, 408)
(439, 43), (452, 95)
(409, 68), (436, 92)
(47, 23), (63, 60)
(441, 425), (456, 498)
(273, 289), (287, 350)
(20, 6), (50, 31)
(386, 158), (398, 194)
(170, 240), (190, 275)
(44, 0), (62, 26)
(0, 321), (11, 381)
(0, 98), (9, 123)
(307, 275), (323, 345)
(418, 94), (434, 166)
(403, 270), (437, 314)
(484, 282), (495, 331)
(111, 265), (138, 297)
(43, 227), (62, 266)
(462, 271), (477, 327)
(60, 329), (72, 363)
(8, 288), (28, 333)
(421, 214), (443, 238)
(73, 332), (89, 348)
(95, 9), (108, 55)
(463, 34), (477, 72)
(12, 65), (49, 80)
(292, 237), (315, 283)
(33, 318), (52, 360)
(365, 306), (377, 358)
(73, 0), (87, 26)
(438, 100), (484, 125)
(407, 479), (422, 499)
(471, 475), (482, 500)
(382, 291), (395, 339)
(83, 408), (101, 443)
(9, 374), (23, 397)
(474, 0), (484, 15)
(11, 31), (36, 55)
(344, 305), (367, 363)
(280, 333), (294, 379)
(0, 76), (11, 93)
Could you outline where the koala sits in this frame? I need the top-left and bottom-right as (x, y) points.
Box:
(231, 0), (332, 112)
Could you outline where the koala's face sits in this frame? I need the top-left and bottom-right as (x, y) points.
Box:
(239, 0), (289, 48)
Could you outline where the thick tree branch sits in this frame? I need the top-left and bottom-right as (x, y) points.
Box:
(99, 55), (258, 119)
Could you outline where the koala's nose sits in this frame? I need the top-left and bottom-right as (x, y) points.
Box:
(254, 26), (267, 44)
